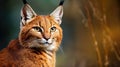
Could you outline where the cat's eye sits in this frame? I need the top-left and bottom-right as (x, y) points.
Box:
(51, 27), (56, 32)
(33, 27), (43, 32)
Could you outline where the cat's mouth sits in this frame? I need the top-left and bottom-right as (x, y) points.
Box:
(28, 38), (56, 50)
(27, 38), (56, 51)
(37, 38), (56, 50)
(38, 38), (54, 46)
(39, 41), (52, 45)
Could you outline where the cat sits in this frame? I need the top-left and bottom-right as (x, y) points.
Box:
(0, 0), (64, 67)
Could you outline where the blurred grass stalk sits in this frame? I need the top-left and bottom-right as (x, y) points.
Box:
(85, 4), (103, 67)
(86, 0), (120, 67)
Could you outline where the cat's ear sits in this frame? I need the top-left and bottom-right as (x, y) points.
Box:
(21, 4), (37, 27)
(50, 0), (64, 24)
(50, 6), (63, 25)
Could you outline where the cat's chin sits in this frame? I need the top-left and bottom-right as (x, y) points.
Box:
(40, 42), (57, 51)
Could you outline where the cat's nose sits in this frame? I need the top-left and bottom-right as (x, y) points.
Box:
(44, 37), (50, 41)
(43, 33), (51, 41)
(43, 35), (50, 41)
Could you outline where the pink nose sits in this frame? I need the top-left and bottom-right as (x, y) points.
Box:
(44, 37), (50, 41)
(43, 34), (51, 41)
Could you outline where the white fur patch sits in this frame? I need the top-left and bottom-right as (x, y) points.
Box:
(46, 42), (56, 51)
(28, 38), (57, 51)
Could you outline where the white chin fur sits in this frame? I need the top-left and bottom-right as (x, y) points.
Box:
(28, 38), (57, 51)
(46, 42), (56, 51)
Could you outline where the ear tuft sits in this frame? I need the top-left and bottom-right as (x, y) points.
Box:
(50, 6), (63, 24)
(21, 4), (37, 28)
(22, 0), (28, 4)
(59, 0), (64, 6)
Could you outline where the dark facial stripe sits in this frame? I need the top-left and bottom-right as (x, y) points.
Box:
(23, 28), (33, 41)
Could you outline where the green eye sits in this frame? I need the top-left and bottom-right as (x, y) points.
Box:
(51, 27), (56, 32)
(33, 27), (43, 32)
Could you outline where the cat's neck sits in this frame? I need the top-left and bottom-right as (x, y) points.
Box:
(38, 50), (56, 67)
(29, 48), (56, 67)
(8, 39), (56, 67)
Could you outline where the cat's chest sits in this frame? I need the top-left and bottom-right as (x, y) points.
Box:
(13, 49), (55, 67)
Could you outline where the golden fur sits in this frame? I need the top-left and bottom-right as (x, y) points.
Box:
(0, 15), (63, 67)
(0, 0), (64, 66)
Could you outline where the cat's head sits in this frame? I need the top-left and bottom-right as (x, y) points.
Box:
(19, 0), (64, 51)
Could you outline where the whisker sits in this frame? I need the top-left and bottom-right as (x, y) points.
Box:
(59, 46), (64, 55)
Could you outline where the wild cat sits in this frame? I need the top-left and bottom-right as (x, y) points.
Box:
(0, 0), (64, 67)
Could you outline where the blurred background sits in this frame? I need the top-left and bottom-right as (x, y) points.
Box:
(0, 0), (120, 67)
